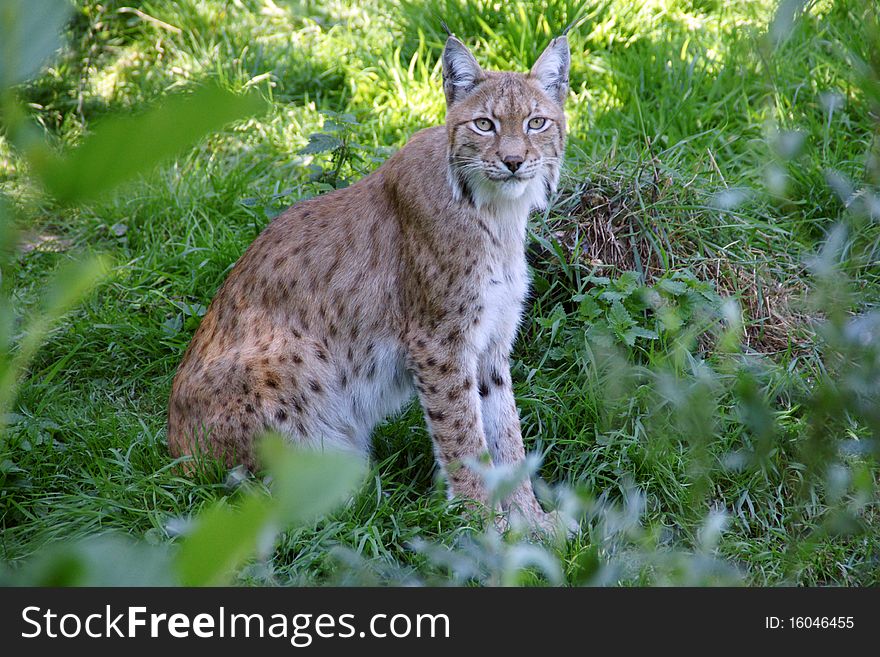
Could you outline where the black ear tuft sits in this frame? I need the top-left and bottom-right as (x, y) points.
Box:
(442, 37), (483, 106)
(529, 36), (570, 106)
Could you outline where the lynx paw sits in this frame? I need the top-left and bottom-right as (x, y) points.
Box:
(504, 508), (579, 540)
(529, 510), (579, 539)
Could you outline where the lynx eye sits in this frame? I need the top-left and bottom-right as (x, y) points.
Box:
(527, 117), (547, 131)
(473, 118), (494, 132)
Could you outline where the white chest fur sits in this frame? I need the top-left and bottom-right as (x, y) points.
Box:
(474, 253), (529, 354)
(471, 194), (534, 355)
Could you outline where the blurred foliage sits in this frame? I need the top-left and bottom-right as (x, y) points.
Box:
(0, 0), (364, 587)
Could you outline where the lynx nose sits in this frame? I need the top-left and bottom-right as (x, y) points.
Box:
(502, 155), (524, 173)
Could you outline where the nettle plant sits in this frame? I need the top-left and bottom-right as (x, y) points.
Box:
(562, 270), (723, 350)
(298, 110), (390, 189)
(240, 111), (389, 225)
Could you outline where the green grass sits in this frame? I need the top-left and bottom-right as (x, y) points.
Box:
(1, 0), (878, 585)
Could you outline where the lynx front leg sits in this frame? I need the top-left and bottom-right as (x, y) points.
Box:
(478, 342), (546, 522)
(407, 335), (494, 510)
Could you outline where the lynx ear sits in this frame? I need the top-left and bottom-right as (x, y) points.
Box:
(442, 37), (483, 106)
(530, 36), (570, 105)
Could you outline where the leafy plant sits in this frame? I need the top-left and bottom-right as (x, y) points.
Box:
(567, 270), (722, 349)
(298, 110), (387, 189)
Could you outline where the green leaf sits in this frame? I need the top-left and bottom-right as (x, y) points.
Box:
(659, 305), (684, 332)
(2, 534), (174, 586)
(0, 0), (71, 87)
(30, 82), (265, 203)
(658, 278), (689, 296)
(599, 290), (627, 303)
(546, 346), (568, 361)
(614, 270), (641, 294)
(176, 494), (273, 586)
(576, 294), (601, 320)
(607, 300), (636, 332)
(175, 436), (365, 585)
(41, 256), (111, 316)
(0, 254), (110, 417)
(259, 433), (366, 525)
(622, 326), (659, 346)
(701, 288), (721, 301)
(170, 300), (207, 317)
(299, 133), (343, 155)
(532, 274), (550, 295)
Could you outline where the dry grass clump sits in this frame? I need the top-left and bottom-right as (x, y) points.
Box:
(538, 165), (810, 353)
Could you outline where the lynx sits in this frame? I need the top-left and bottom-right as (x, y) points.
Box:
(168, 34), (571, 532)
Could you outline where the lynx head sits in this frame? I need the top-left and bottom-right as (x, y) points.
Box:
(442, 35), (569, 212)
